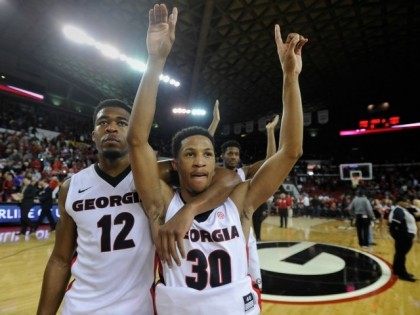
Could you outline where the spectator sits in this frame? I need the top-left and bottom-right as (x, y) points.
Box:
(389, 196), (418, 282)
(14, 176), (38, 235)
(34, 179), (56, 232)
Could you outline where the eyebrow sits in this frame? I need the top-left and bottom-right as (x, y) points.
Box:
(96, 115), (128, 121)
(183, 147), (214, 152)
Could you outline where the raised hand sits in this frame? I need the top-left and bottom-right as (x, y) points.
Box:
(208, 99), (220, 136)
(147, 4), (178, 61)
(213, 99), (220, 122)
(274, 24), (308, 75)
(266, 114), (279, 130)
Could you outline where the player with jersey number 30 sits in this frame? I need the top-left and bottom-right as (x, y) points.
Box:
(127, 3), (308, 315)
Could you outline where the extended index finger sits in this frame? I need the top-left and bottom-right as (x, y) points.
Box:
(274, 24), (283, 48)
(214, 99), (219, 109)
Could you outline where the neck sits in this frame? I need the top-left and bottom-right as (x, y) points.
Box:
(224, 163), (236, 171)
(97, 155), (130, 177)
(179, 187), (198, 204)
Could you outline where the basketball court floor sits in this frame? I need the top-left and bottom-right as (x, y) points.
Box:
(1, 216), (419, 314)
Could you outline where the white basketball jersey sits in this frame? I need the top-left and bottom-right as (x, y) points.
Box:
(162, 191), (248, 288)
(236, 167), (262, 290)
(156, 191), (260, 314)
(236, 167), (246, 181)
(62, 164), (154, 315)
(156, 276), (260, 315)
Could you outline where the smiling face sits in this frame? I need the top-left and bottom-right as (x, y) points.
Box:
(173, 135), (216, 195)
(92, 107), (130, 160)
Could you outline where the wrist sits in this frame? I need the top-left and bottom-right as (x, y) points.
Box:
(147, 56), (167, 68)
(283, 72), (300, 81)
(181, 202), (199, 216)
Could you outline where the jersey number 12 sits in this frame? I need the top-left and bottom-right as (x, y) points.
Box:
(97, 212), (135, 252)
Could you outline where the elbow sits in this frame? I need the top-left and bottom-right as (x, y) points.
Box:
(282, 146), (303, 160)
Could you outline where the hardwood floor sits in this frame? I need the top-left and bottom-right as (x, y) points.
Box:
(0, 217), (418, 315)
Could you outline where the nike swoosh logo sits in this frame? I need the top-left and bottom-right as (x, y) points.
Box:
(78, 187), (92, 193)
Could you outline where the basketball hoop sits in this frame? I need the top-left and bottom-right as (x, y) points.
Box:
(351, 176), (360, 188)
(350, 170), (362, 188)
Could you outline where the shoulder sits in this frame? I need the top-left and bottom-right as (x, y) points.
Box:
(59, 178), (72, 200)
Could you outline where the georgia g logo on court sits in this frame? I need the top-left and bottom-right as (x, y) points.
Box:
(258, 241), (395, 303)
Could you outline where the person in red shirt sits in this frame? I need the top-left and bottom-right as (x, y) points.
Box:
(276, 193), (289, 228)
(2, 173), (15, 202)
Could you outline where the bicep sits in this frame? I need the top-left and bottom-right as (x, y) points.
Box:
(129, 143), (163, 205)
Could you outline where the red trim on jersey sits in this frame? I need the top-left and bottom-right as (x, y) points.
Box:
(66, 279), (75, 292)
(70, 251), (78, 266)
(152, 253), (165, 314)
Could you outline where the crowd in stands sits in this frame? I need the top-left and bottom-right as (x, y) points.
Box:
(270, 163), (419, 224)
(1, 98), (419, 218)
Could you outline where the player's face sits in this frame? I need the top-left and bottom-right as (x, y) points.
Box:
(174, 135), (216, 195)
(92, 107), (130, 160)
(222, 146), (240, 169)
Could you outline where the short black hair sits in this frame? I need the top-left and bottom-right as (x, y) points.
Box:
(171, 126), (215, 158)
(220, 140), (241, 154)
(93, 99), (132, 125)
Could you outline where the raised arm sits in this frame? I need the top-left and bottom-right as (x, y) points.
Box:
(266, 114), (279, 158)
(234, 25), (307, 214)
(244, 114), (279, 178)
(37, 179), (76, 315)
(127, 4), (178, 258)
(208, 99), (220, 136)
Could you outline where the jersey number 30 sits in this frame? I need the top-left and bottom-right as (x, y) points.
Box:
(97, 212), (135, 252)
(186, 249), (231, 290)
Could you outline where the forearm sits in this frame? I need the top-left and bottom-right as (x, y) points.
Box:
(279, 74), (303, 157)
(188, 169), (241, 215)
(37, 258), (71, 315)
(266, 127), (276, 159)
(208, 119), (220, 137)
(129, 144), (165, 222)
(127, 58), (166, 144)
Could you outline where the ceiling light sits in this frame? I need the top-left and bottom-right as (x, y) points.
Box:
(62, 24), (180, 87)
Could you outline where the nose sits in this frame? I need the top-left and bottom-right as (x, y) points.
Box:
(105, 121), (118, 133)
(193, 154), (206, 167)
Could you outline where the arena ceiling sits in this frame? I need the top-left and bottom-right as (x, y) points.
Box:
(0, 0), (419, 128)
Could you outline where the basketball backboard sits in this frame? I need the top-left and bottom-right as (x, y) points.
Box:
(339, 163), (372, 180)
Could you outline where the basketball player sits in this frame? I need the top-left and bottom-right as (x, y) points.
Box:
(208, 101), (279, 290)
(36, 55), (239, 315)
(128, 4), (306, 314)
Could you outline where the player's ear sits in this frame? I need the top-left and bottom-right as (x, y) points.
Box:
(171, 159), (178, 171)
